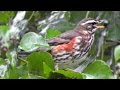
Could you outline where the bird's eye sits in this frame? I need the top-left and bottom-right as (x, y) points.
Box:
(91, 22), (97, 25)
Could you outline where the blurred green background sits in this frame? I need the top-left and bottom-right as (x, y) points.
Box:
(0, 11), (120, 79)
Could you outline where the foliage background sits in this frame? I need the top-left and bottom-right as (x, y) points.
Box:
(0, 11), (120, 79)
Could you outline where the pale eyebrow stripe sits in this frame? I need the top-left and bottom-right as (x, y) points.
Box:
(81, 20), (96, 25)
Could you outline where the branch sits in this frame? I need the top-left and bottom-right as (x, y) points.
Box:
(39, 11), (67, 35)
(85, 11), (90, 18)
(3, 11), (27, 48)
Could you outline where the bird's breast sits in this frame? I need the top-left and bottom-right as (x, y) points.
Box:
(51, 34), (94, 69)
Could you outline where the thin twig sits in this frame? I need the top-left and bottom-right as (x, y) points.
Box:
(101, 43), (104, 60)
(18, 57), (28, 64)
(85, 11), (90, 18)
(96, 11), (103, 20)
(106, 39), (120, 44)
(28, 11), (35, 21)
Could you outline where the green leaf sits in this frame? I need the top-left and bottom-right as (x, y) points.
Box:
(6, 65), (28, 79)
(0, 25), (9, 39)
(7, 68), (18, 79)
(46, 29), (61, 39)
(43, 62), (53, 78)
(27, 52), (54, 76)
(114, 45), (120, 62)
(0, 25), (9, 34)
(0, 58), (6, 65)
(19, 32), (50, 52)
(28, 74), (46, 79)
(49, 69), (85, 79)
(83, 60), (114, 79)
(0, 11), (15, 23)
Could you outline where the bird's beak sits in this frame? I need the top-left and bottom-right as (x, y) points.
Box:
(96, 25), (105, 29)
(96, 19), (108, 29)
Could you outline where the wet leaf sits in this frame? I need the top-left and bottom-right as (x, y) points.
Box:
(83, 60), (114, 79)
(49, 69), (85, 79)
(27, 52), (54, 76)
(46, 29), (61, 39)
(19, 32), (50, 52)
(114, 45), (120, 62)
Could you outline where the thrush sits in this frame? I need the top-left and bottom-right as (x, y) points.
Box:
(18, 18), (108, 70)
(48, 18), (108, 69)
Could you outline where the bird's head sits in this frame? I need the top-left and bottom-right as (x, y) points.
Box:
(76, 18), (108, 33)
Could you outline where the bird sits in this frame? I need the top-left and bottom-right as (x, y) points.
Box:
(48, 18), (108, 69)
(17, 18), (108, 70)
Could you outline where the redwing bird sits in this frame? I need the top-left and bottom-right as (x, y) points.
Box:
(48, 18), (108, 69)
(18, 18), (108, 70)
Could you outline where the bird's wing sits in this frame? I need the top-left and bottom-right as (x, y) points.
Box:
(48, 37), (70, 46)
(59, 30), (80, 39)
(48, 30), (80, 46)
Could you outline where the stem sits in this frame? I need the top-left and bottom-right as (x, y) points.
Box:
(18, 57), (28, 64)
(28, 11), (35, 21)
(101, 43), (104, 60)
(85, 11), (90, 18)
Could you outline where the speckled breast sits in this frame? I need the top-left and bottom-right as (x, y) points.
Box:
(51, 34), (94, 69)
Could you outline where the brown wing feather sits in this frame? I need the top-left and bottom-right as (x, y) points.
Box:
(48, 30), (80, 46)
(59, 30), (80, 39)
(48, 37), (70, 46)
